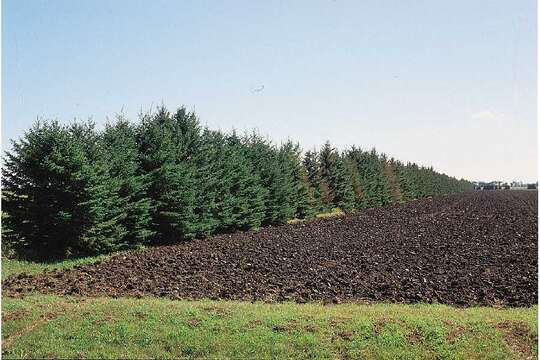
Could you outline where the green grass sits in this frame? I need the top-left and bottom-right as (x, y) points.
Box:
(2, 295), (537, 359)
(315, 208), (346, 219)
(2, 255), (110, 280)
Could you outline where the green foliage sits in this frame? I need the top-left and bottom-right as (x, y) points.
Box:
(243, 134), (296, 225)
(213, 132), (266, 231)
(137, 107), (198, 243)
(346, 147), (394, 208)
(3, 121), (98, 258)
(100, 118), (154, 247)
(3, 105), (473, 258)
(302, 150), (322, 211)
(279, 141), (316, 219)
(318, 142), (356, 210)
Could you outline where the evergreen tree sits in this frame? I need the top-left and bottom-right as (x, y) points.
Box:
(215, 133), (266, 231)
(347, 147), (393, 208)
(382, 155), (403, 203)
(318, 142), (356, 210)
(137, 107), (197, 243)
(279, 141), (316, 219)
(99, 118), (154, 247)
(393, 160), (415, 201)
(243, 134), (293, 225)
(303, 149), (324, 212)
(3, 121), (94, 257)
(343, 154), (364, 208)
(70, 121), (127, 254)
(192, 129), (223, 236)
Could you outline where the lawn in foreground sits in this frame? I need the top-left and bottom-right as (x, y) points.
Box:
(2, 295), (537, 359)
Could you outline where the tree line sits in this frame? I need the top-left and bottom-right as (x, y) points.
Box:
(3, 106), (473, 258)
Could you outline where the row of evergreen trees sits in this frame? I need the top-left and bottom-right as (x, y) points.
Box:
(3, 106), (473, 258)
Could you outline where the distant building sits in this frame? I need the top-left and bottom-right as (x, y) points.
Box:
(474, 181), (500, 190)
(474, 180), (537, 191)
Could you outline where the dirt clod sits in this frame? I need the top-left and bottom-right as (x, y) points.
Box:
(497, 320), (536, 359)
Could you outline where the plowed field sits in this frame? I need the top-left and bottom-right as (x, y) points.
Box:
(3, 191), (537, 307)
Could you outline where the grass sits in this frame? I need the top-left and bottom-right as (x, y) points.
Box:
(1, 255), (110, 280)
(2, 295), (537, 359)
(315, 208), (346, 219)
(288, 208), (346, 224)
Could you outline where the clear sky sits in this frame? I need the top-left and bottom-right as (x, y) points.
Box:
(3, 0), (537, 182)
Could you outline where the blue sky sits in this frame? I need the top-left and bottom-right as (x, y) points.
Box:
(3, 0), (537, 182)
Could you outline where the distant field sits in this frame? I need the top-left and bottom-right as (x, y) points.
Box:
(2, 295), (537, 359)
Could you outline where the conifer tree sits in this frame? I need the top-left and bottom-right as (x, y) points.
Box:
(279, 141), (316, 219)
(333, 153), (357, 210)
(192, 129), (224, 236)
(99, 118), (154, 247)
(3, 121), (94, 257)
(318, 142), (356, 210)
(243, 134), (293, 225)
(392, 160), (415, 201)
(381, 155), (403, 203)
(137, 107), (197, 243)
(303, 149), (324, 212)
(214, 133), (266, 230)
(70, 121), (127, 254)
(347, 147), (393, 208)
(343, 154), (364, 208)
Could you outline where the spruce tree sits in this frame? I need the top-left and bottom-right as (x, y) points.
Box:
(226, 134), (266, 229)
(347, 147), (393, 208)
(317, 143), (336, 210)
(192, 129), (223, 236)
(3, 121), (94, 257)
(137, 107), (197, 243)
(393, 160), (415, 201)
(381, 155), (403, 203)
(279, 141), (316, 219)
(343, 154), (364, 208)
(243, 133), (292, 225)
(318, 142), (355, 211)
(70, 121), (127, 254)
(303, 149), (324, 212)
(99, 118), (154, 247)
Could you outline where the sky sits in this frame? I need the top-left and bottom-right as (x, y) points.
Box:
(2, 0), (537, 182)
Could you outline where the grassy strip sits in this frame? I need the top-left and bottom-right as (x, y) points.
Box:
(2, 295), (537, 359)
(1, 255), (110, 280)
(315, 208), (346, 219)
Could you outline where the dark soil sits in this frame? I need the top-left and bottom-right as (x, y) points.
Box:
(3, 191), (537, 307)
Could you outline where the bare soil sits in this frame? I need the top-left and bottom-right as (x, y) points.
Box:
(3, 191), (537, 307)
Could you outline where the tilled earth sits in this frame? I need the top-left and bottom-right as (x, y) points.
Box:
(3, 191), (537, 306)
